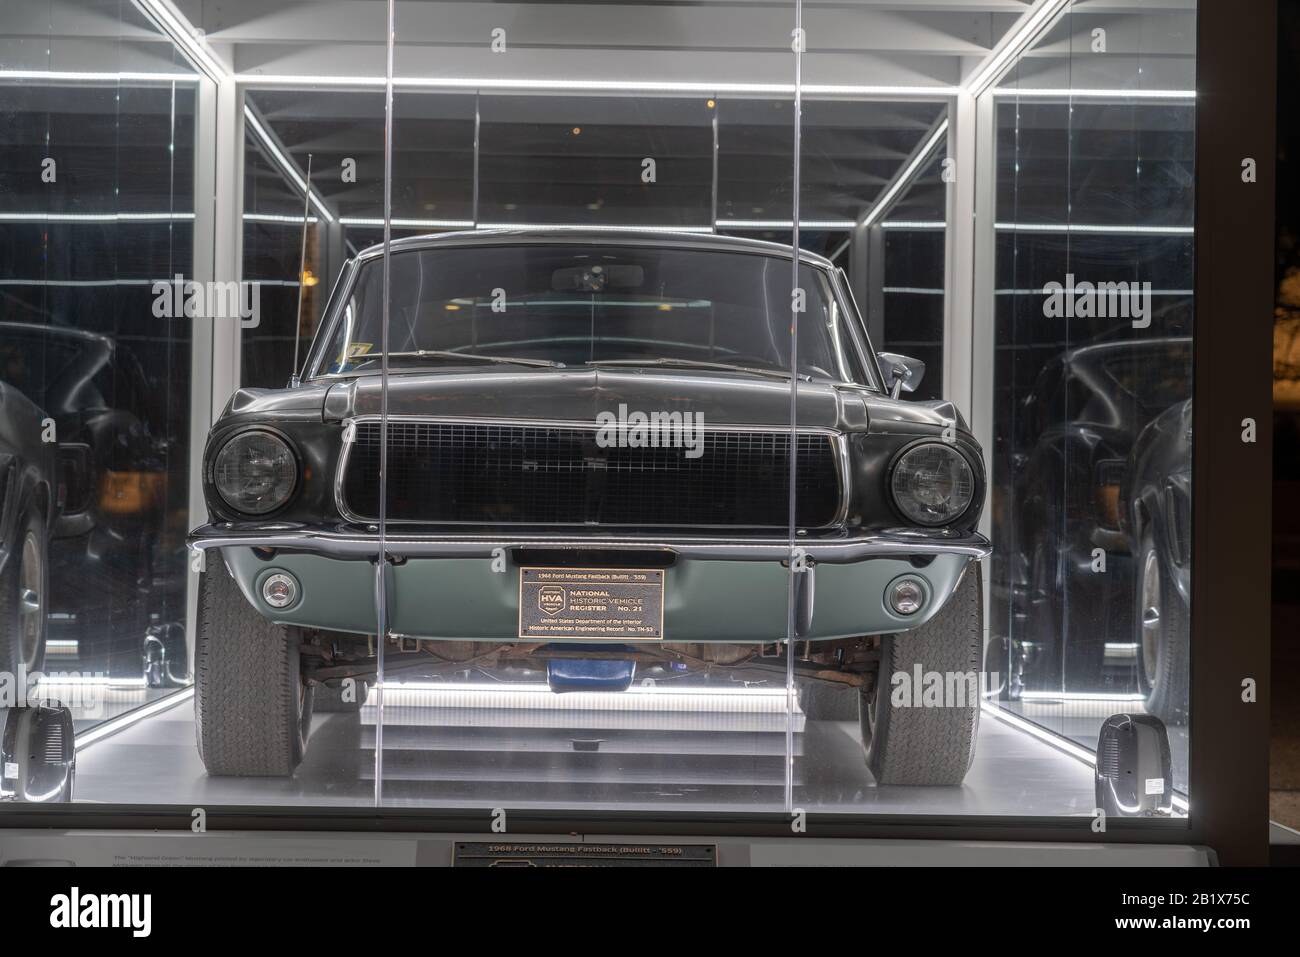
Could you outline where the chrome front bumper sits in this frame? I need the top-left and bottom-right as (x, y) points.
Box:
(188, 523), (991, 564)
(188, 524), (989, 642)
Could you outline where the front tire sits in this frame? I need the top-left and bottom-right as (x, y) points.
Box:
(195, 557), (313, 775)
(859, 563), (983, 786)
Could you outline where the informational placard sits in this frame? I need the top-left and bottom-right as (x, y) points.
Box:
(518, 567), (664, 640)
(454, 842), (715, 866)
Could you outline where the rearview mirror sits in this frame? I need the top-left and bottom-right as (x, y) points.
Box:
(552, 264), (644, 293)
(878, 352), (926, 398)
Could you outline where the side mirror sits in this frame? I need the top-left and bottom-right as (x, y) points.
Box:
(1, 704), (76, 803)
(877, 352), (926, 398)
(1095, 713), (1173, 817)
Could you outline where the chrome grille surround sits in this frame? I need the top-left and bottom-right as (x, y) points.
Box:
(335, 415), (849, 529)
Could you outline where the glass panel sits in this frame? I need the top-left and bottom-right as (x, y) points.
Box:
(0, 1), (196, 740)
(0, 0), (1199, 827)
(241, 90), (387, 390)
(373, 0), (800, 814)
(478, 94), (713, 229)
(793, 17), (991, 814)
(877, 142), (947, 402)
(988, 1), (1196, 807)
(234, 82), (388, 803)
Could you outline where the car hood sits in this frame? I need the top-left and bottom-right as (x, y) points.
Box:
(223, 369), (967, 436)
(327, 367), (859, 430)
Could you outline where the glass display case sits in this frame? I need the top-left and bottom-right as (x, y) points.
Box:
(0, 0), (1276, 863)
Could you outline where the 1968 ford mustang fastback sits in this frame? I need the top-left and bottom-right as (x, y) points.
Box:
(189, 229), (990, 785)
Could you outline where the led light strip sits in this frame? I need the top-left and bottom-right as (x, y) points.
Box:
(339, 217), (474, 229)
(994, 222), (1194, 235)
(0, 279), (178, 287)
(245, 212), (321, 225)
(131, 0), (227, 83)
(243, 107), (335, 224)
(990, 87), (1196, 100)
(236, 74), (958, 98)
(33, 676), (147, 689)
(0, 70), (199, 83)
(132, 1), (343, 228)
(304, 216), (1186, 254)
(73, 687), (195, 753)
(1274, 820), (1300, 839)
(371, 680), (796, 714)
(717, 219), (856, 230)
(476, 222), (713, 233)
(964, 0), (1073, 96)
(112, 0), (1184, 109)
(861, 120), (948, 229)
(383, 680), (789, 697)
(0, 212), (195, 223)
(981, 702), (1190, 814)
(961, 0), (1194, 101)
(232, 71), (1191, 104)
(1018, 691), (1150, 703)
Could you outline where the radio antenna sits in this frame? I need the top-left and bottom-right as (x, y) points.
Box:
(291, 152), (314, 385)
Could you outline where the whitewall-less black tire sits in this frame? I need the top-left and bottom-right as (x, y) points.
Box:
(195, 557), (313, 776)
(859, 563), (983, 786)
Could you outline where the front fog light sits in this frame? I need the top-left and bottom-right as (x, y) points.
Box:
(888, 578), (925, 616)
(262, 572), (299, 609)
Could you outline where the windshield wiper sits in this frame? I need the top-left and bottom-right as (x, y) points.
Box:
(585, 357), (808, 381)
(383, 350), (566, 369)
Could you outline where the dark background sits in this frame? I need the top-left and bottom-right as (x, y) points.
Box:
(1270, 0), (1300, 831)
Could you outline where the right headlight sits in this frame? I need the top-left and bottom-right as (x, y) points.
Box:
(889, 442), (976, 526)
(212, 430), (298, 516)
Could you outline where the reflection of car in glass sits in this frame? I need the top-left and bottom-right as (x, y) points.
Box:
(1006, 338), (1191, 692)
(189, 231), (990, 784)
(0, 375), (56, 675)
(0, 323), (181, 684)
(1124, 399), (1192, 725)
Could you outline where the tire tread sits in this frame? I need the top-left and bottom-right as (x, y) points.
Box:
(195, 559), (308, 776)
(863, 564), (983, 786)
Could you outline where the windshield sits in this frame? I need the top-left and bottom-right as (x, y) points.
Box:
(314, 243), (869, 383)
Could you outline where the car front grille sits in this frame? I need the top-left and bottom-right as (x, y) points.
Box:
(339, 419), (843, 528)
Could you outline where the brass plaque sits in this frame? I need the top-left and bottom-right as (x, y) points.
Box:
(518, 567), (664, 640)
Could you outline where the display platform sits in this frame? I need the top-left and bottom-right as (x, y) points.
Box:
(72, 685), (1107, 817)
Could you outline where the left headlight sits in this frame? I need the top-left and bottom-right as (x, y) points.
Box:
(889, 442), (976, 527)
(212, 430), (298, 516)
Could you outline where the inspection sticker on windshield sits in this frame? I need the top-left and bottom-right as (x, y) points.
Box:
(518, 567), (663, 640)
